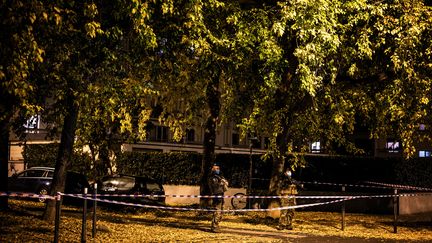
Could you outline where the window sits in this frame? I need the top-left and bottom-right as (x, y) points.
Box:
(419, 124), (426, 131)
(224, 126), (230, 146)
(264, 137), (270, 149)
(19, 169), (46, 178)
(311, 141), (321, 153)
(249, 137), (260, 149)
(132, 147), (163, 152)
(232, 133), (240, 146)
(419, 150), (431, 157)
(23, 115), (40, 132)
(386, 141), (401, 153)
(186, 129), (195, 142)
(156, 126), (168, 141)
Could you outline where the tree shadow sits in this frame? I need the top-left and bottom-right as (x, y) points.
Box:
(242, 215), (278, 227)
(380, 220), (432, 232)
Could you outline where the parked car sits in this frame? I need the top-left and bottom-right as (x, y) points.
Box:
(98, 174), (165, 206)
(8, 167), (91, 203)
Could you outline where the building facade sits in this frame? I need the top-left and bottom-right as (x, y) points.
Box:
(7, 115), (428, 176)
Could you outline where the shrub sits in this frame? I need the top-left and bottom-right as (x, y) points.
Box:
(115, 151), (202, 185)
(23, 143), (93, 178)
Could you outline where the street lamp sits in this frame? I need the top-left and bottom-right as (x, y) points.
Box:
(248, 136), (258, 209)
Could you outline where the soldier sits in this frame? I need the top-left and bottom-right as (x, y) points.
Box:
(208, 163), (229, 232)
(277, 168), (301, 230)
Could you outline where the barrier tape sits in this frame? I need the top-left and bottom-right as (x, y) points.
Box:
(3, 191), (432, 200)
(3, 191), (432, 213)
(62, 192), (432, 199)
(71, 193), (354, 199)
(62, 193), (354, 212)
(0, 192), (57, 200)
(299, 181), (432, 191)
(363, 181), (432, 192)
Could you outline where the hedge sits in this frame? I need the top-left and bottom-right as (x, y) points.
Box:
(114, 152), (266, 188)
(298, 155), (398, 184)
(23, 143), (93, 178)
(115, 152), (202, 185)
(299, 155), (432, 188)
(393, 158), (432, 188)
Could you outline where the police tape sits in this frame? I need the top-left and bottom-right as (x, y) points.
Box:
(0, 192), (57, 200)
(363, 181), (432, 191)
(82, 193), (354, 199)
(61, 193), (354, 212)
(3, 191), (432, 201)
(33, 192), (432, 200)
(300, 181), (396, 190)
(300, 181), (432, 191)
(3, 191), (432, 213)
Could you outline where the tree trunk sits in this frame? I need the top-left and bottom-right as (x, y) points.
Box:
(0, 114), (11, 211)
(267, 123), (289, 218)
(43, 92), (79, 221)
(200, 72), (220, 207)
(267, 32), (298, 216)
(99, 139), (112, 175)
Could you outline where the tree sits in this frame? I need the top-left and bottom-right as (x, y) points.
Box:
(335, 0), (432, 157)
(145, 1), (258, 205)
(232, 0), (343, 196)
(235, 0), (432, 199)
(39, 0), (160, 221)
(0, 0), (55, 210)
(0, 0), (159, 220)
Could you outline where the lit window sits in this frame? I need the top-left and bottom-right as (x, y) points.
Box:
(386, 141), (400, 153)
(23, 115), (40, 133)
(419, 150), (431, 157)
(311, 141), (321, 153)
(419, 124), (426, 131)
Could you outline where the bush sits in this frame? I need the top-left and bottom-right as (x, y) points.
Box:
(23, 143), (58, 168)
(23, 143), (93, 178)
(298, 155), (398, 184)
(394, 158), (432, 188)
(114, 152), (267, 187)
(115, 152), (202, 185)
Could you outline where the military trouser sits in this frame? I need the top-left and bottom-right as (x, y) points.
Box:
(279, 197), (296, 229)
(211, 197), (224, 231)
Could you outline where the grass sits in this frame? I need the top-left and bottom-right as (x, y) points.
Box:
(1, 199), (432, 242)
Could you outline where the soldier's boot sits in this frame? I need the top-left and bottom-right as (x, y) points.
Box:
(285, 207), (296, 230)
(276, 225), (285, 230)
(211, 212), (220, 233)
(211, 222), (220, 233)
(286, 216), (293, 230)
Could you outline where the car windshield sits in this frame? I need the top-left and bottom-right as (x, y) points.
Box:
(18, 170), (47, 178)
(147, 180), (162, 191)
(102, 176), (135, 191)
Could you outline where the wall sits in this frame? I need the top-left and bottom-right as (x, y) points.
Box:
(163, 185), (246, 208)
(399, 193), (432, 215)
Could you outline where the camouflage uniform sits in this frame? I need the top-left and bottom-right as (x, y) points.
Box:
(277, 173), (298, 230)
(208, 172), (228, 232)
